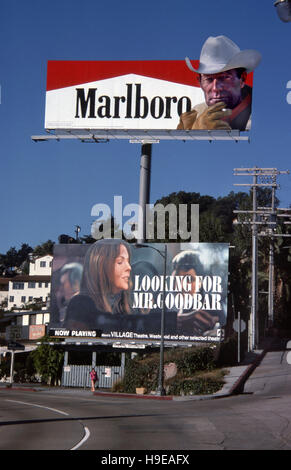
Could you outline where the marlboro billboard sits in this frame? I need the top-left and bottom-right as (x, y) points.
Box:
(45, 60), (204, 131)
(45, 36), (261, 133)
(49, 241), (229, 344)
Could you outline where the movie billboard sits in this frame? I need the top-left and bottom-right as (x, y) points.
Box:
(45, 36), (260, 133)
(49, 241), (229, 344)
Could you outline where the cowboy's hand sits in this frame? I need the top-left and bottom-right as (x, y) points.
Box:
(177, 109), (198, 130)
(192, 102), (232, 130)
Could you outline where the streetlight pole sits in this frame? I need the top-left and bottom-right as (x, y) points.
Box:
(157, 244), (167, 396)
(251, 171), (258, 350)
(135, 242), (167, 396)
(75, 225), (81, 242)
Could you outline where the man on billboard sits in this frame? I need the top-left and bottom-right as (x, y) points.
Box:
(55, 262), (83, 324)
(171, 250), (220, 336)
(177, 35), (261, 131)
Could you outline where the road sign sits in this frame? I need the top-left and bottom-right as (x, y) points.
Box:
(8, 325), (22, 341)
(8, 342), (25, 351)
(233, 319), (246, 333)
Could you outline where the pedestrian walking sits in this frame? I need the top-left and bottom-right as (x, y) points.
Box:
(90, 367), (98, 391)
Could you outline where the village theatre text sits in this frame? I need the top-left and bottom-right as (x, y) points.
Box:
(132, 274), (223, 311)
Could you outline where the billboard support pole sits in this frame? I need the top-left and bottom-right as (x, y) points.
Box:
(137, 144), (152, 243)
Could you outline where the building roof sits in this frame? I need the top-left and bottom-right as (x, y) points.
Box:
(4, 309), (50, 318)
(9, 275), (51, 282)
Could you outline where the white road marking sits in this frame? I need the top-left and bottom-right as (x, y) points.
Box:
(70, 426), (90, 450)
(5, 399), (90, 449)
(5, 399), (69, 416)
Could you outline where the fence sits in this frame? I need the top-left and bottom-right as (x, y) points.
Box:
(61, 364), (124, 389)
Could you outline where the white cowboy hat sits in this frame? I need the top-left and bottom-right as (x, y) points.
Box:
(185, 35), (261, 75)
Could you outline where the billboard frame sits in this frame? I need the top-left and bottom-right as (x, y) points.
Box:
(31, 128), (249, 143)
(48, 241), (229, 348)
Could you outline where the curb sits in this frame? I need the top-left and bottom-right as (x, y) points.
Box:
(0, 385), (38, 392)
(228, 349), (268, 395)
(93, 390), (173, 400)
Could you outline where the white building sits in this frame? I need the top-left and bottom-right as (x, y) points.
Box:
(7, 255), (53, 310)
(29, 254), (53, 276)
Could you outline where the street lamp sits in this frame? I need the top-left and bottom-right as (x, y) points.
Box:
(135, 243), (167, 396)
(75, 225), (81, 242)
(274, 0), (291, 22)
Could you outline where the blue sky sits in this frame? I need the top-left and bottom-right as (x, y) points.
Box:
(1, 0), (290, 254)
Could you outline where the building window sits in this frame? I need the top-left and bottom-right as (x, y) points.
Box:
(29, 315), (36, 325)
(21, 296), (26, 303)
(45, 282), (49, 288)
(40, 261), (46, 267)
(29, 296), (33, 302)
(9, 296), (14, 302)
(38, 282), (42, 288)
(12, 282), (24, 290)
(44, 313), (50, 324)
(28, 282), (36, 288)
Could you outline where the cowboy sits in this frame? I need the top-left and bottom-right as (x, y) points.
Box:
(171, 250), (220, 336)
(177, 36), (261, 131)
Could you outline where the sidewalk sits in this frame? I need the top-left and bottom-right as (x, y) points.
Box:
(0, 337), (284, 401)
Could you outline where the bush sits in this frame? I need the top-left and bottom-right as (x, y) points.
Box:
(167, 376), (225, 396)
(113, 345), (221, 395)
(168, 346), (215, 375)
(120, 354), (160, 394)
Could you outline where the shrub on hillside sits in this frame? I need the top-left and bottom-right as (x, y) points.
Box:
(112, 345), (222, 395)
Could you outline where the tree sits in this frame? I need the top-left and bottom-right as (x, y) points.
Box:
(0, 243), (33, 275)
(33, 240), (55, 257)
(31, 336), (64, 386)
(58, 234), (78, 244)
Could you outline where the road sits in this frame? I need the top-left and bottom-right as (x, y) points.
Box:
(1, 345), (291, 451)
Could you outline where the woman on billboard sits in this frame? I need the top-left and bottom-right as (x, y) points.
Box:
(65, 239), (132, 329)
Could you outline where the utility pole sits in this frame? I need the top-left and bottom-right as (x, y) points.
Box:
(233, 167), (290, 351)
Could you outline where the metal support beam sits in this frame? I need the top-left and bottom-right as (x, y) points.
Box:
(137, 143), (152, 243)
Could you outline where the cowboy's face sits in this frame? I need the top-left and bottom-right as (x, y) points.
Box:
(177, 268), (201, 295)
(199, 69), (246, 109)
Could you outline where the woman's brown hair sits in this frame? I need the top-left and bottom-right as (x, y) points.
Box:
(81, 239), (132, 314)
